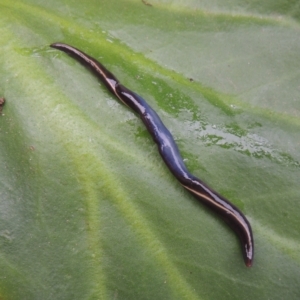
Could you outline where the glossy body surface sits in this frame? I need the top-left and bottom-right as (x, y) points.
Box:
(50, 42), (254, 267)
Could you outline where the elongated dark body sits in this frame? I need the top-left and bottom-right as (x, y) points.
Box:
(50, 42), (254, 267)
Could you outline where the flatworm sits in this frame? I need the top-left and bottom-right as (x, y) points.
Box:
(50, 42), (254, 267)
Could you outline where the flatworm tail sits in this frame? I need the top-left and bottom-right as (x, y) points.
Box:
(50, 42), (254, 267)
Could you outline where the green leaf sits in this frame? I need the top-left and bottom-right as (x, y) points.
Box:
(1, 0), (300, 299)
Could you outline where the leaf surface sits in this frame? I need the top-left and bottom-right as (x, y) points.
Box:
(0, 0), (300, 299)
